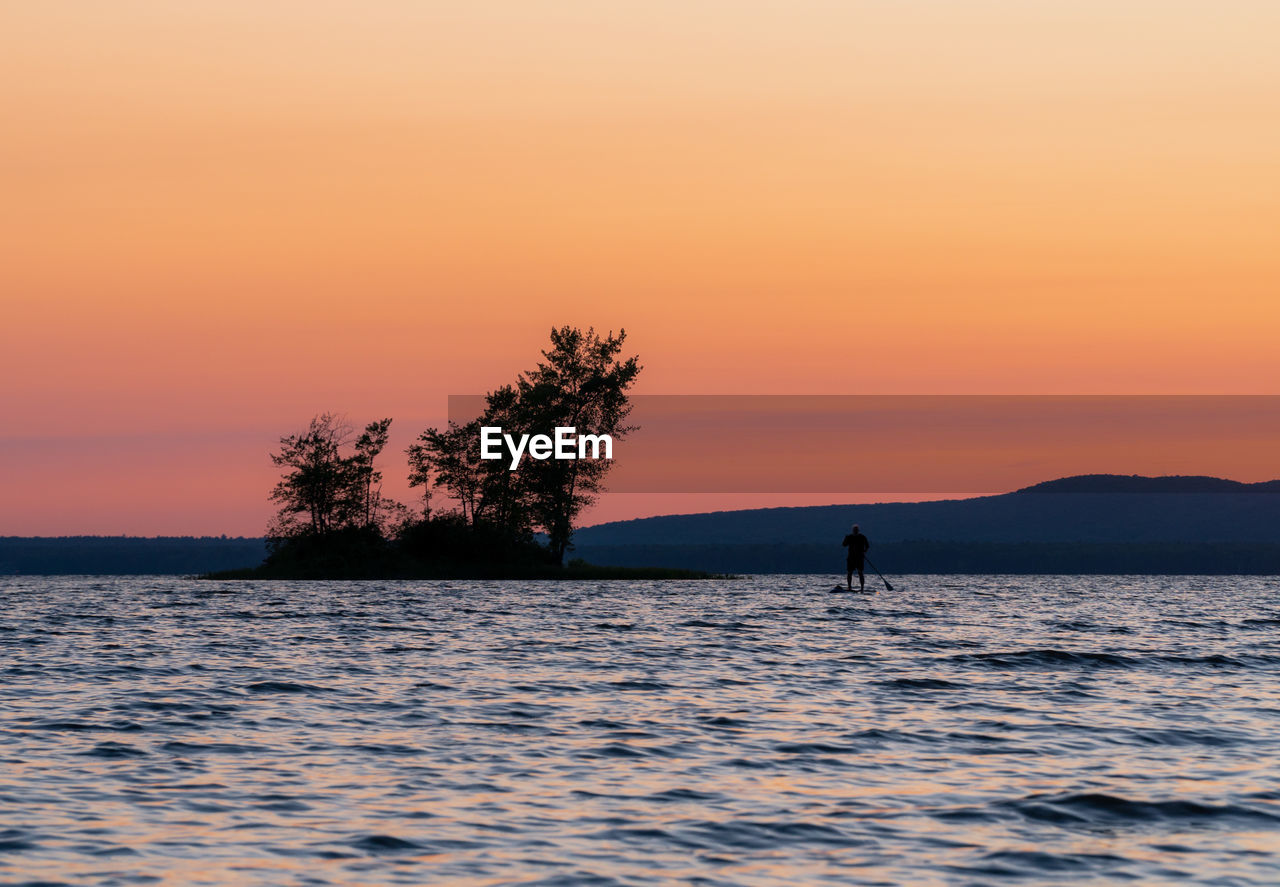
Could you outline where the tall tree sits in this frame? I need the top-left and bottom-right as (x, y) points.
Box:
(406, 386), (533, 538)
(517, 326), (641, 563)
(351, 418), (393, 529)
(405, 326), (641, 565)
(268, 414), (400, 542)
(407, 418), (486, 525)
(268, 413), (352, 540)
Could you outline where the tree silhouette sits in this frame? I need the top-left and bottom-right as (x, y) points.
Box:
(352, 418), (399, 530)
(406, 326), (640, 565)
(518, 327), (641, 563)
(407, 418), (486, 525)
(268, 414), (403, 543)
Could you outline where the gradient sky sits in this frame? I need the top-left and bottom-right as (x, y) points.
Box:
(3, 2), (1279, 535)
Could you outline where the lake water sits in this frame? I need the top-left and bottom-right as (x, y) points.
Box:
(3, 575), (1279, 885)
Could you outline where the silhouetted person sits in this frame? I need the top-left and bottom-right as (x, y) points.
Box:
(842, 524), (870, 591)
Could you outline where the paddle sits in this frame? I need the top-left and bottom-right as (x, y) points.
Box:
(864, 555), (894, 591)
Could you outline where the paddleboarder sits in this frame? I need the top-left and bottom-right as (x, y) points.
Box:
(842, 524), (870, 591)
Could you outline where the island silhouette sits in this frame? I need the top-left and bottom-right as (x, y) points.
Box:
(209, 325), (719, 580)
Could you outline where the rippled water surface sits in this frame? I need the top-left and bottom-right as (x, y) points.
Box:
(3, 575), (1280, 885)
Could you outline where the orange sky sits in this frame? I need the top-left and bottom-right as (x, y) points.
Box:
(3, 2), (1279, 535)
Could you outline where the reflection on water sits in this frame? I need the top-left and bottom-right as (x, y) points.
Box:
(2, 574), (1279, 885)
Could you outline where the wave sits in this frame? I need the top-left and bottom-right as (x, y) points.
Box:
(947, 649), (1138, 668)
(347, 834), (422, 854)
(243, 680), (330, 694)
(1003, 792), (1280, 826)
(973, 849), (1130, 875)
(876, 677), (965, 690)
(77, 741), (148, 759)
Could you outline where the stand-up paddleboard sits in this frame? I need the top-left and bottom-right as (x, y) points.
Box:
(829, 585), (876, 594)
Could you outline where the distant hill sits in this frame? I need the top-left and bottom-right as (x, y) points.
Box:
(0, 536), (267, 576)
(572, 474), (1280, 574)
(1017, 474), (1280, 494)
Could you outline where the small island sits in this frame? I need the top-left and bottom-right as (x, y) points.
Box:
(206, 325), (725, 581)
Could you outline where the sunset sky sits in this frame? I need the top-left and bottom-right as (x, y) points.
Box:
(3, 2), (1279, 535)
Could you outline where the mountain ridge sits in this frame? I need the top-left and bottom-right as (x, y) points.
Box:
(574, 474), (1280, 548)
(1015, 474), (1280, 494)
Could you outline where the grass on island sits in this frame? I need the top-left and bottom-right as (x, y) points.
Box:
(201, 559), (729, 581)
(199, 526), (732, 581)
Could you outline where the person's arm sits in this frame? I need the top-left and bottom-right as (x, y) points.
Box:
(842, 535), (850, 547)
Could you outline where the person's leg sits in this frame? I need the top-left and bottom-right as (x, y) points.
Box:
(846, 566), (852, 590)
(858, 565), (865, 591)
